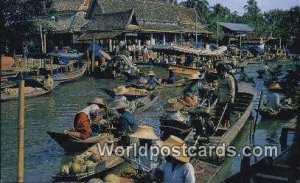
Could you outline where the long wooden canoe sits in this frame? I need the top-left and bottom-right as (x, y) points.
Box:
(0, 80), (59, 102)
(53, 63), (87, 83)
(1, 80), (17, 90)
(185, 82), (256, 151)
(52, 143), (125, 181)
(258, 108), (297, 120)
(224, 145), (300, 182)
(47, 131), (113, 154)
(169, 65), (201, 75)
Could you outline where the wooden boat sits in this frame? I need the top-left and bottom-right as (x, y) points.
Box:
(169, 65), (202, 75)
(104, 87), (150, 101)
(52, 63), (87, 83)
(52, 142), (125, 181)
(0, 79), (59, 102)
(134, 94), (158, 113)
(224, 145), (300, 182)
(1, 80), (17, 90)
(47, 131), (113, 154)
(185, 82), (255, 148)
(132, 79), (187, 90)
(258, 108), (297, 120)
(160, 118), (192, 140)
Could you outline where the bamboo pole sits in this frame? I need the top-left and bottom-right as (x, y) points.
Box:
(18, 80), (25, 182)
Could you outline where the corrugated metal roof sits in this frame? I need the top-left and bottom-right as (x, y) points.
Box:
(219, 22), (254, 33)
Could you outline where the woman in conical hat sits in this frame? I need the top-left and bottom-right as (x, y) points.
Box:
(129, 125), (163, 172)
(146, 70), (160, 89)
(268, 82), (283, 91)
(162, 101), (185, 122)
(151, 135), (195, 183)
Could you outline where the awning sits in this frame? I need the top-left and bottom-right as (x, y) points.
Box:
(78, 32), (122, 41)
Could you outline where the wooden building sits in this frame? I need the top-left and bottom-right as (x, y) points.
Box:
(38, 0), (210, 53)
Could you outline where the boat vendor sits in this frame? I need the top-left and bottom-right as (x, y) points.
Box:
(162, 100), (185, 122)
(183, 73), (201, 97)
(151, 135), (195, 183)
(113, 86), (137, 112)
(130, 125), (164, 172)
(216, 63), (236, 128)
(260, 84), (292, 113)
(168, 67), (177, 84)
(64, 98), (106, 140)
(146, 71), (160, 89)
(115, 101), (139, 135)
(43, 73), (54, 91)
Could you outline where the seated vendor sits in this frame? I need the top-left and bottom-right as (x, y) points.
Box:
(168, 67), (176, 84)
(146, 71), (160, 89)
(65, 98), (106, 140)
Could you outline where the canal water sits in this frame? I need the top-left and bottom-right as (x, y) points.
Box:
(0, 63), (294, 182)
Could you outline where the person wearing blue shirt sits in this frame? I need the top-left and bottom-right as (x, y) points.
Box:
(115, 101), (139, 134)
(168, 67), (176, 84)
(146, 71), (160, 89)
(87, 43), (103, 62)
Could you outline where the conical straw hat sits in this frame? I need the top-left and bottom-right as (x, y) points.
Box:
(268, 82), (282, 90)
(115, 86), (128, 95)
(164, 101), (184, 112)
(147, 70), (156, 76)
(156, 135), (190, 163)
(130, 125), (159, 140)
(87, 98), (105, 106)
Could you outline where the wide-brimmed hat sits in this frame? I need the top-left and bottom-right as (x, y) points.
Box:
(147, 71), (156, 76)
(164, 101), (184, 112)
(115, 101), (126, 109)
(189, 73), (200, 80)
(268, 83), (282, 90)
(168, 67), (176, 71)
(87, 98), (105, 106)
(156, 135), (190, 163)
(114, 86), (128, 95)
(130, 125), (159, 140)
(165, 111), (185, 122)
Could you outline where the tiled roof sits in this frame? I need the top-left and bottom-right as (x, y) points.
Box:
(99, 0), (178, 23)
(51, 0), (83, 12)
(82, 9), (136, 31)
(39, 12), (89, 32)
(219, 22), (254, 33)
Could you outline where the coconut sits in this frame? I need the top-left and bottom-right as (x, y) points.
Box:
(90, 153), (101, 162)
(85, 160), (95, 172)
(67, 161), (73, 168)
(74, 157), (85, 165)
(61, 164), (70, 175)
(80, 164), (87, 173)
(71, 163), (82, 174)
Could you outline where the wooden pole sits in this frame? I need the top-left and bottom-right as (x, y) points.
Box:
(91, 35), (95, 73)
(251, 91), (263, 140)
(18, 80), (25, 182)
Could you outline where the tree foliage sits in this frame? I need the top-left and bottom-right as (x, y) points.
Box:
(181, 0), (300, 53)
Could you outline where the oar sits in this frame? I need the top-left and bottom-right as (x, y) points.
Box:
(251, 91), (263, 140)
(213, 102), (229, 135)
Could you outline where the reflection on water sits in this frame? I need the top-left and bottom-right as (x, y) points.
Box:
(0, 64), (293, 182)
